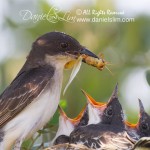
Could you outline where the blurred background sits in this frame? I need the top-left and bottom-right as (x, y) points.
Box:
(0, 0), (150, 149)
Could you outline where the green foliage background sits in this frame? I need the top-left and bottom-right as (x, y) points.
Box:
(0, 0), (150, 149)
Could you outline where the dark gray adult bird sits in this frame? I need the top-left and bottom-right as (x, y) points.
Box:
(0, 32), (99, 150)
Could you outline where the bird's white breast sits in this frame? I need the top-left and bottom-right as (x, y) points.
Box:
(2, 68), (63, 149)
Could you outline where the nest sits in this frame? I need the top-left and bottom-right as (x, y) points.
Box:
(44, 143), (91, 150)
(44, 137), (150, 150)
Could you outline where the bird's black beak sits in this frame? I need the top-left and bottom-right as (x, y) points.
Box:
(66, 48), (99, 59)
(79, 48), (99, 59)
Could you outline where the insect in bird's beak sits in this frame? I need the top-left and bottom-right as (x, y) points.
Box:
(79, 49), (112, 74)
(63, 48), (111, 94)
(64, 48), (98, 69)
(64, 48), (109, 70)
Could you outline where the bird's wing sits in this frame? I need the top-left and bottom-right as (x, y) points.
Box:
(0, 65), (54, 127)
(70, 126), (101, 149)
(70, 127), (135, 150)
(98, 132), (135, 150)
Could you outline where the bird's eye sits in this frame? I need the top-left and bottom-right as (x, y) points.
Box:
(106, 107), (113, 117)
(141, 123), (149, 131)
(60, 43), (68, 48)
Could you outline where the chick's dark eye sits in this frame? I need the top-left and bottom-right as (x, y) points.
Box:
(141, 123), (149, 130)
(60, 43), (68, 48)
(106, 107), (113, 117)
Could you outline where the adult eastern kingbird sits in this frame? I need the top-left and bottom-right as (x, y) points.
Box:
(70, 85), (135, 150)
(126, 99), (150, 141)
(0, 32), (98, 150)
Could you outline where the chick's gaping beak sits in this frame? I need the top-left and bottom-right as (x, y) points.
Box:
(125, 121), (137, 129)
(107, 83), (118, 104)
(81, 90), (106, 109)
(138, 99), (145, 117)
(58, 105), (68, 120)
(58, 105), (85, 126)
(70, 105), (87, 125)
